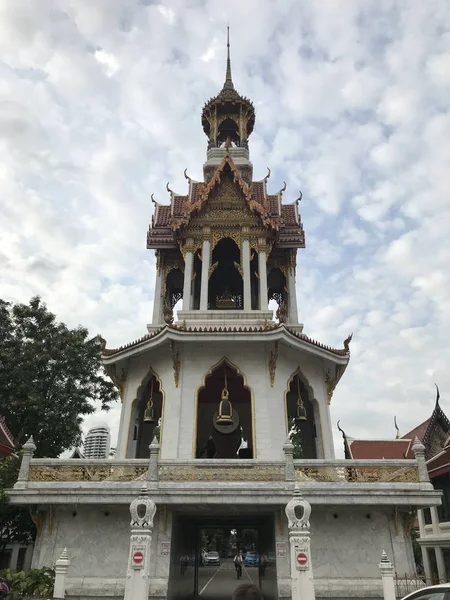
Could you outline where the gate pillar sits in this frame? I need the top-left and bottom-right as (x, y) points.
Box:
(124, 486), (157, 600)
(285, 484), (315, 600)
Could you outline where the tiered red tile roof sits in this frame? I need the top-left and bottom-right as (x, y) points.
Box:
(147, 154), (305, 251)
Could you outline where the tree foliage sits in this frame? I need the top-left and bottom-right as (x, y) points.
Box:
(0, 454), (36, 553)
(0, 296), (118, 457)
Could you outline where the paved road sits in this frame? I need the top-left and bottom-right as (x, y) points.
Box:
(198, 559), (259, 600)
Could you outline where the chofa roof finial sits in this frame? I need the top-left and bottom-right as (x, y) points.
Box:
(435, 383), (440, 406)
(223, 25), (234, 91)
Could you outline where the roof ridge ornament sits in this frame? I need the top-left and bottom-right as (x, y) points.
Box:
(435, 383), (440, 406)
(223, 25), (234, 91)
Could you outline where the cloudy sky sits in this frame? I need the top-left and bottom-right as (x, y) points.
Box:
(1, 0), (450, 455)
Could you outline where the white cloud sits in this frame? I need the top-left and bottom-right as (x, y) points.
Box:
(1, 0), (450, 454)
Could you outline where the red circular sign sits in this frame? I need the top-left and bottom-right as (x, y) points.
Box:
(133, 551), (144, 564)
(297, 552), (308, 566)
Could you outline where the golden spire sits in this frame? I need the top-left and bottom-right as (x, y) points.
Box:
(223, 25), (234, 91)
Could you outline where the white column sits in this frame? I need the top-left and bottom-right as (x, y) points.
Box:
(10, 545), (20, 570)
(430, 506), (440, 535)
(435, 546), (446, 583)
(200, 236), (211, 311)
(53, 548), (70, 599)
(417, 509), (426, 537)
(124, 488), (157, 600)
(288, 266), (298, 323)
(285, 486), (315, 600)
(242, 237), (251, 311)
(379, 551), (396, 600)
(14, 436), (36, 489)
(152, 267), (164, 325)
(421, 546), (432, 583)
(182, 249), (194, 311)
(258, 242), (268, 310)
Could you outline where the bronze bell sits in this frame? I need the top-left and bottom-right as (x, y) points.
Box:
(216, 373), (233, 426)
(295, 378), (307, 422)
(143, 380), (156, 423)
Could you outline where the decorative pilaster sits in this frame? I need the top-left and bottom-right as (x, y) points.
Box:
(412, 437), (429, 483)
(420, 546), (432, 584)
(200, 230), (211, 310)
(435, 546), (446, 583)
(283, 437), (295, 481)
(182, 239), (194, 311)
(53, 548), (70, 600)
(379, 551), (396, 600)
(258, 239), (268, 310)
(285, 485), (315, 600)
(152, 252), (164, 324)
(147, 437), (159, 482)
(124, 487), (157, 600)
(14, 436), (36, 489)
(242, 233), (251, 311)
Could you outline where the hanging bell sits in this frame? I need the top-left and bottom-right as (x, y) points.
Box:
(295, 397), (307, 422)
(216, 373), (233, 426)
(143, 399), (156, 423)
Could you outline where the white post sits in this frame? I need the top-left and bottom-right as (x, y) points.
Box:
(287, 265), (298, 324)
(124, 487), (157, 600)
(421, 546), (432, 584)
(435, 546), (446, 583)
(285, 484), (315, 600)
(152, 267), (164, 325)
(242, 236), (251, 311)
(283, 437), (295, 481)
(53, 548), (70, 599)
(258, 241), (268, 311)
(200, 235), (211, 311)
(147, 436), (159, 482)
(182, 250), (194, 311)
(379, 551), (396, 600)
(430, 507), (440, 536)
(412, 438), (430, 483)
(14, 436), (36, 489)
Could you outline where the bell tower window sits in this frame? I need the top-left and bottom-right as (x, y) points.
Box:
(209, 238), (243, 310)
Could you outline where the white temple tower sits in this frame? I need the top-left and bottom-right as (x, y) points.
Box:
(9, 32), (441, 600)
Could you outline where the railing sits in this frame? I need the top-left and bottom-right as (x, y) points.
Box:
(395, 573), (439, 598)
(25, 458), (421, 484)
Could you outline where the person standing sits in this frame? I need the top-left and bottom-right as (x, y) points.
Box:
(234, 550), (243, 579)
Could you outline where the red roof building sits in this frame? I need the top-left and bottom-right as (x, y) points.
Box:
(0, 415), (16, 457)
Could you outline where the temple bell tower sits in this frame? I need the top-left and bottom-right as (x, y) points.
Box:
(103, 32), (350, 463)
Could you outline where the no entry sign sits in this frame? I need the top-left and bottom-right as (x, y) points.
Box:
(296, 551), (308, 570)
(132, 550), (144, 569)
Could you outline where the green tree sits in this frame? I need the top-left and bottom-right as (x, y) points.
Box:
(0, 296), (118, 457)
(0, 454), (35, 554)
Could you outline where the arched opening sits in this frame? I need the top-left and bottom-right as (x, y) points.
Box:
(250, 248), (259, 310)
(195, 359), (254, 459)
(285, 370), (317, 459)
(268, 268), (287, 323)
(164, 268), (183, 323)
(192, 251), (202, 310)
(209, 238), (243, 310)
(218, 117), (240, 147)
(129, 372), (164, 458)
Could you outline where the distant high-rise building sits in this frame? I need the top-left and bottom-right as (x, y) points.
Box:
(83, 425), (110, 459)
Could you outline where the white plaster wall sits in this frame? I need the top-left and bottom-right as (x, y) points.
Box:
(32, 506), (171, 600)
(276, 506), (415, 599)
(116, 338), (335, 461)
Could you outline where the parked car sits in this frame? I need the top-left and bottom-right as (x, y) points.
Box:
(204, 551), (220, 566)
(400, 584), (450, 600)
(244, 551), (259, 567)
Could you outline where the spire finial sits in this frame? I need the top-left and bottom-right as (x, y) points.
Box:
(223, 25), (234, 91)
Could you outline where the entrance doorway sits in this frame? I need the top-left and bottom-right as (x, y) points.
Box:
(167, 513), (277, 600)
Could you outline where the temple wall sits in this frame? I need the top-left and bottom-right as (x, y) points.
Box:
(31, 506), (171, 600)
(117, 339), (334, 461)
(276, 506), (415, 599)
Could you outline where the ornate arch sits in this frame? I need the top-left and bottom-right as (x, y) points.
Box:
(284, 367), (323, 458)
(192, 357), (256, 458)
(127, 368), (166, 458)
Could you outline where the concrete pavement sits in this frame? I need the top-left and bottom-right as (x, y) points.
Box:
(198, 558), (259, 600)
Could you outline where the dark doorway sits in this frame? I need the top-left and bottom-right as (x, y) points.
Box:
(285, 372), (318, 459)
(167, 513), (277, 600)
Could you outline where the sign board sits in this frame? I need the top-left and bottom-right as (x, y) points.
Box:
(276, 542), (287, 558)
(131, 547), (145, 569)
(296, 551), (308, 571)
(160, 542), (171, 556)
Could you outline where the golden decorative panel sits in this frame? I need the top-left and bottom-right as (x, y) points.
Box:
(294, 465), (419, 483)
(29, 465), (148, 482)
(158, 464), (285, 482)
